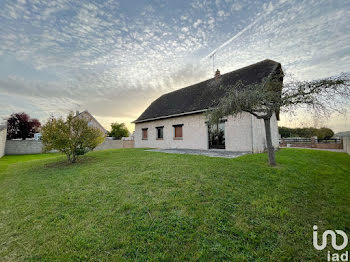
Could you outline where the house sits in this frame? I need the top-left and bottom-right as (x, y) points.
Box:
(75, 110), (108, 134)
(133, 59), (282, 153)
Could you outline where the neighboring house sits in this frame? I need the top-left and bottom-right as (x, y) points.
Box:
(75, 110), (108, 134)
(133, 59), (282, 153)
(32, 111), (107, 140)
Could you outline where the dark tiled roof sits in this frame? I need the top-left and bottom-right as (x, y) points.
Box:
(134, 59), (282, 123)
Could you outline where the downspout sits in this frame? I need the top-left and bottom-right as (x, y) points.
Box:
(251, 114), (254, 153)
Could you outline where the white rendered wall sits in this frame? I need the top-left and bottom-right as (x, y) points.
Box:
(224, 113), (254, 152)
(134, 114), (209, 150)
(134, 112), (279, 153)
(270, 113), (279, 148)
(251, 113), (279, 153)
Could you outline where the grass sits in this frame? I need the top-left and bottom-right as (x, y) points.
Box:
(0, 153), (60, 175)
(0, 148), (349, 261)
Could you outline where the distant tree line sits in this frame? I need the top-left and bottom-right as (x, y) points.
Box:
(278, 126), (334, 139)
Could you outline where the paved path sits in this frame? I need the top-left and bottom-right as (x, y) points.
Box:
(147, 149), (250, 158)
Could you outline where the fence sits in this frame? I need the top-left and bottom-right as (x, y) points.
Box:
(279, 137), (343, 149)
(280, 138), (342, 144)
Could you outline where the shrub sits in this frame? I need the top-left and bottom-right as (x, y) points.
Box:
(41, 112), (105, 163)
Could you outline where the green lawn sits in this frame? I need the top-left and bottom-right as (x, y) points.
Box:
(0, 149), (349, 261)
(0, 153), (60, 175)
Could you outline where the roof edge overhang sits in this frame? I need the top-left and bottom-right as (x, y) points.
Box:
(132, 109), (208, 124)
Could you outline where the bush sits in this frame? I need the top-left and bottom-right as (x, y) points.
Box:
(41, 112), (105, 163)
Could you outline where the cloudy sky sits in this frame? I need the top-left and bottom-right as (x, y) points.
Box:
(0, 0), (349, 132)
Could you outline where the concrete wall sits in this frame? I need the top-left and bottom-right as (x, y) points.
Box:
(5, 140), (44, 155)
(5, 139), (134, 155)
(0, 127), (7, 158)
(343, 137), (350, 155)
(134, 112), (279, 153)
(94, 139), (134, 151)
(120, 140), (134, 148)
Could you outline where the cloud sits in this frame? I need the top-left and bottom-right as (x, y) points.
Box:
(0, 0), (349, 132)
(204, 0), (350, 79)
(231, 2), (243, 11)
(193, 19), (202, 28)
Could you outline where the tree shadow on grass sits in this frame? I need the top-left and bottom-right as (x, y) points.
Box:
(44, 156), (98, 169)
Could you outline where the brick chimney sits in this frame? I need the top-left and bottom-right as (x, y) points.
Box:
(215, 69), (220, 80)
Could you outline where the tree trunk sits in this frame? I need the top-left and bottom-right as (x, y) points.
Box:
(264, 118), (276, 166)
(71, 153), (77, 163)
(67, 154), (71, 163)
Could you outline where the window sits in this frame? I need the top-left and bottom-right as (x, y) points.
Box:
(156, 126), (164, 139)
(173, 124), (183, 139)
(142, 128), (148, 140)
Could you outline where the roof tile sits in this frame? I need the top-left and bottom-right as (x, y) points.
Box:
(135, 59), (281, 123)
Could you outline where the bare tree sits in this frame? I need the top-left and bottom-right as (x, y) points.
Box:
(207, 70), (350, 166)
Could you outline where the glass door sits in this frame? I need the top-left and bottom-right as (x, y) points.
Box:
(208, 122), (225, 149)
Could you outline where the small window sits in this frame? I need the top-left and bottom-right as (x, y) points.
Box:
(173, 124), (183, 139)
(156, 126), (164, 139)
(142, 128), (148, 140)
